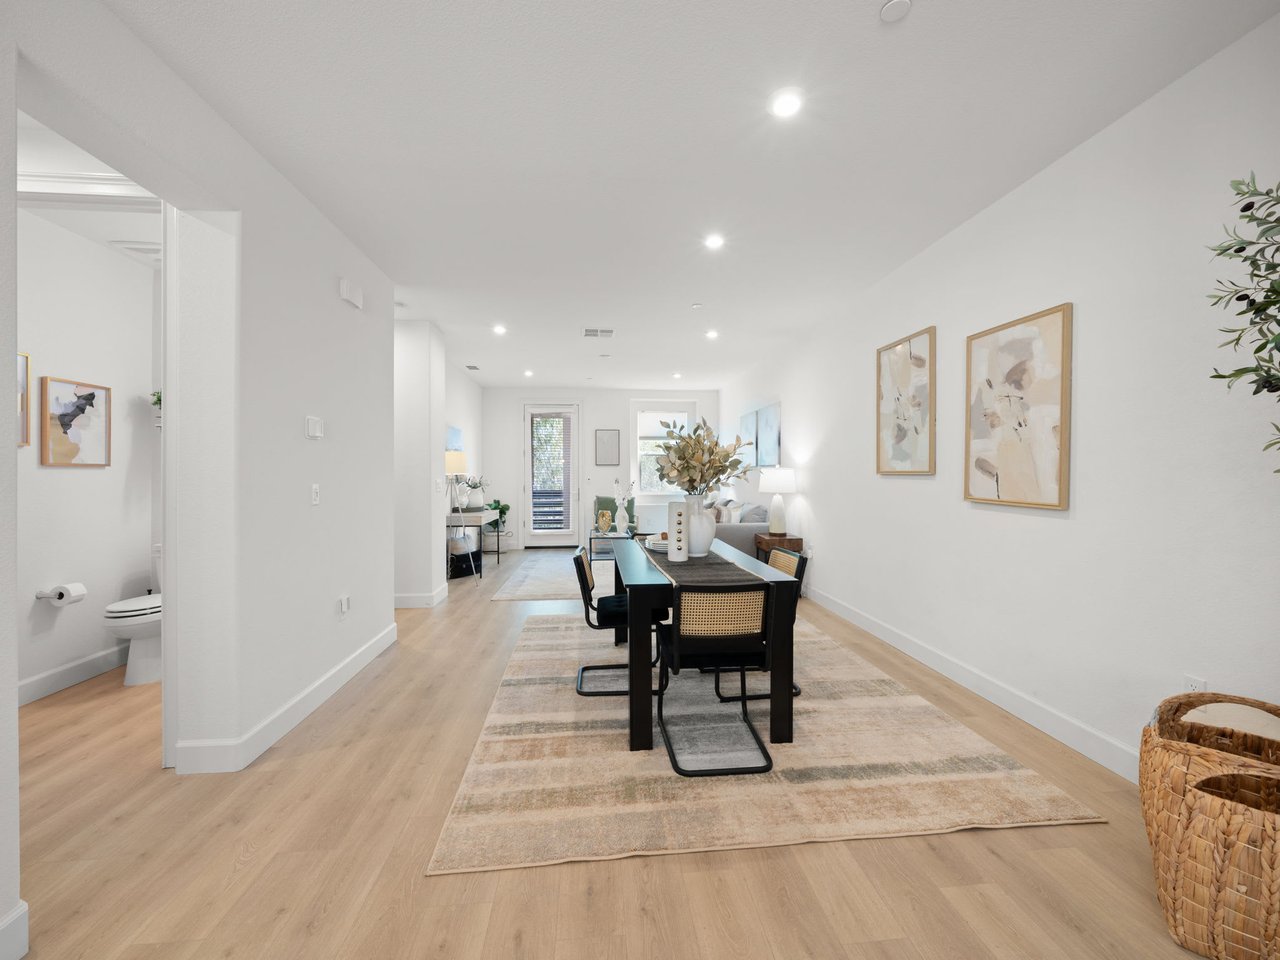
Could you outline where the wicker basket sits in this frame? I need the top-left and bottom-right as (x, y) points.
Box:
(1140, 693), (1280, 957)
(1163, 773), (1280, 959)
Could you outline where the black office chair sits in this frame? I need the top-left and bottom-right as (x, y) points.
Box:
(656, 582), (774, 777)
(572, 547), (664, 697)
(712, 547), (806, 704)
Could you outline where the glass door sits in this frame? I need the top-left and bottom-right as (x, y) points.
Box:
(524, 404), (579, 547)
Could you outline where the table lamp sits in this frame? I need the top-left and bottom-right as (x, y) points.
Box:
(758, 467), (796, 535)
(444, 450), (467, 478)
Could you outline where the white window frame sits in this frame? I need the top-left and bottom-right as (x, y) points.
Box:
(630, 398), (699, 503)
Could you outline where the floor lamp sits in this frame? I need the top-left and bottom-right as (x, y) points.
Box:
(445, 450), (478, 580)
(758, 467), (796, 535)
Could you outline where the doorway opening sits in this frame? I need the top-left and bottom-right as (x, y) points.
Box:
(524, 403), (580, 548)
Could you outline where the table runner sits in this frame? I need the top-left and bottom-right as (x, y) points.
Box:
(646, 546), (766, 586)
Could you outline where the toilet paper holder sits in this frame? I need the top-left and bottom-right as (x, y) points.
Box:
(36, 583), (87, 606)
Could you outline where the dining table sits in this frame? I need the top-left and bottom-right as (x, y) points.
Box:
(612, 537), (800, 751)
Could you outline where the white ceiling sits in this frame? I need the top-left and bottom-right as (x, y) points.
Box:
(98, 0), (1280, 388)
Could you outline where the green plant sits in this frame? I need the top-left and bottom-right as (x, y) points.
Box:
(1210, 173), (1280, 470)
(150, 390), (162, 409)
(483, 499), (510, 532)
(655, 418), (752, 495)
(457, 475), (487, 491)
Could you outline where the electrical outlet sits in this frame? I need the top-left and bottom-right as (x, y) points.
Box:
(311, 483), (321, 506)
(337, 595), (351, 618)
(1184, 674), (1208, 693)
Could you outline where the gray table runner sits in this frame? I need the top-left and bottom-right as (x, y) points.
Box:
(646, 547), (765, 586)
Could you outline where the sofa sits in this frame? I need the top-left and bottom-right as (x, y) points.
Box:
(709, 499), (770, 555)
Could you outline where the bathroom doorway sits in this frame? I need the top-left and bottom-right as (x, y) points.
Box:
(15, 112), (173, 764)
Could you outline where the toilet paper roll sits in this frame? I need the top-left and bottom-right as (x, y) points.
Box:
(47, 583), (87, 607)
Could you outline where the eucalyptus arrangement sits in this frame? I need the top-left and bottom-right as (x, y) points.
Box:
(1210, 173), (1280, 471)
(656, 418), (753, 495)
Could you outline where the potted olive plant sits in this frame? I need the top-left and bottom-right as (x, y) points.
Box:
(1210, 174), (1280, 471)
(655, 418), (752, 556)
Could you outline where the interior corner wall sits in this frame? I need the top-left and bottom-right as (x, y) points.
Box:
(1, 5), (31, 957)
(480, 386), (719, 545)
(721, 14), (1280, 781)
(393, 320), (449, 607)
(15, 0), (396, 778)
(16, 210), (157, 704)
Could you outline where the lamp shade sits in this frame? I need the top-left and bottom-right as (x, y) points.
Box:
(444, 450), (468, 475)
(758, 467), (796, 495)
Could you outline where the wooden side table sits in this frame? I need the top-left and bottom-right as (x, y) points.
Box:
(755, 532), (804, 562)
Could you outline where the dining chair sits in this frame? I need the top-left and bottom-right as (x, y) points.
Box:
(711, 547), (805, 704)
(656, 582), (774, 777)
(571, 547), (663, 697)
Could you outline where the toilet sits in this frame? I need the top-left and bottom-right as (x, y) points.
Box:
(105, 545), (163, 686)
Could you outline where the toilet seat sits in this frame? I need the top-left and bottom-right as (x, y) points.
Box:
(104, 593), (162, 619)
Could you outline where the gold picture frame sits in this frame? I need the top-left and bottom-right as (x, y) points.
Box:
(17, 353), (30, 447)
(964, 303), (1072, 509)
(40, 376), (112, 467)
(876, 325), (936, 475)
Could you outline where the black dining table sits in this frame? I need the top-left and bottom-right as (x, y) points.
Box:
(613, 537), (800, 751)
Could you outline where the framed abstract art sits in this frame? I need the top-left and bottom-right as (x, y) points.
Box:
(738, 410), (757, 467)
(876, 326), (935, 475)
(964, 303), (1072, 509)
(756, 403), (781, 467)
(40, 376), (112, 467)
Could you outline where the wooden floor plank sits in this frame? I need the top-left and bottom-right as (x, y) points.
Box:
(17, 548), (1178, 960)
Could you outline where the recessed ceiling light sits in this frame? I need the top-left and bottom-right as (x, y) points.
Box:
(523, 369), (533, 377)
(691, 302), (703, 310)
(880, 0), (911, 23)
(705, 330), (719, 340)
(703, 233), (726, 251)
(672, 373), (682, 380)
(769, 87), (804, 119)
(492, 324), (507, 335)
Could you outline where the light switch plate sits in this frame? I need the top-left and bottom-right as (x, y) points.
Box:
(305, 416), (325, 439)
(311, 483), (321, 506)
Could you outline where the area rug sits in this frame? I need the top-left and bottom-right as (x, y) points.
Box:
(491, 550), (610, 601)
(426, 615), (1103, 875)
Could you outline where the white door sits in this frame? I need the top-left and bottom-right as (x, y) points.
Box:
(524, 404), (580, 547)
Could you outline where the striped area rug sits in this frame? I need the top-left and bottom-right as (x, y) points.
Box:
(426, 614), (1103, 875)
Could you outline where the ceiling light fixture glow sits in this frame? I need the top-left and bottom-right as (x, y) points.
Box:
(672, 373), (682, 380)
(523, 369), (533, 377)
(705, 330), (719, 340)
(703, 232), (726, 251)
(492, 324), (507, 335)
(769, 87), (804, 119)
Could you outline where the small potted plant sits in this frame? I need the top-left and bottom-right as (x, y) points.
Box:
(150, 390), (162, 428)
(482, 498), (510, 552)
(455, 475), (487, 509)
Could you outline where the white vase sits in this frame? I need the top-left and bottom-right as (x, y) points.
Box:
(457, 486), (471, 509)
(685, 494), (715, 558)
(614, 503), (629, 533)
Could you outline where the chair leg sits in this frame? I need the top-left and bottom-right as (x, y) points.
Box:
(575, 629), (659, 697)
(657, 662), (772, 778)
(713, 668), (801, 702)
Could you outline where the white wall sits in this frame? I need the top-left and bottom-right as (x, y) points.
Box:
(16, 209), (157, 704)
(9, 0), (397, 786)
(722, 16), (1280, 781)
(445, 360), (482, 480)
(481, 386), (719, 544)
(0, 3), (29, 955)
(394, 320), (452, 607)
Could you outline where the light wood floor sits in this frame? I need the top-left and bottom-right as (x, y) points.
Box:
(19, 549), (1184, 960)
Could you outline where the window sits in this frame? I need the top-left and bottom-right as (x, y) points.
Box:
(636, 408), (690, 493)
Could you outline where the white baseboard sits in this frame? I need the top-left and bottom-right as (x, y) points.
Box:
(0, 900), (29, 960)
(807, 588), (1140, 782)
(395, 584), (449, 608)
(18, 643), (129, 705)
(174, 621), (398, 774)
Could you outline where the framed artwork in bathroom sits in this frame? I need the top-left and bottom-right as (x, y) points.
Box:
(16, 353), (30, 447)
(40, 376), (112, 467)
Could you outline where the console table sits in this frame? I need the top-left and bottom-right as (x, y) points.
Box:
(446, 508), (501, 578)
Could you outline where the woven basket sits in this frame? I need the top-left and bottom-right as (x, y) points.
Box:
(1140, 693), (1280, 956)
(1163, 772), (1280, 959)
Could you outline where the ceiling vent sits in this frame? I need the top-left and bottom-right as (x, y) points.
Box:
(465, 364), (480, 371)
(582, 328), (614, 339)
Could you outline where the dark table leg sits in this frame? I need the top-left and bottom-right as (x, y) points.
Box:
(613, 562), (626, 648)
(628, 584), (659, 750)
(769, 581), (798, 743)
